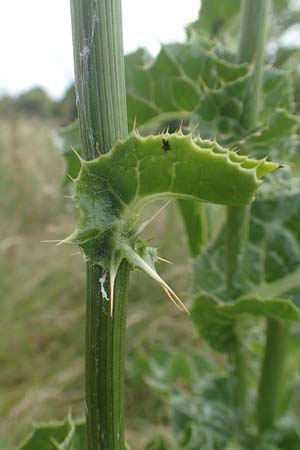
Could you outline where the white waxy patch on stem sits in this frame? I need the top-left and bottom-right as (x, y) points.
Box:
(99, 271), (109, 302)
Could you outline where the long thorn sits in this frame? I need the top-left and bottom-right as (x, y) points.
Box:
(162, 286), (184, 311)
(157, 256), (173, 265)
(164, 284), (190, 315)
(40, 239), (63, 243)
(55, 235), (73, 246)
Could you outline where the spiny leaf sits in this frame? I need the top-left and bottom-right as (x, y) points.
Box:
(191, 73), (297, 148)
(234, 109), (299, 160)
(126, 35), (249, 130)
(67, 132), (276, 314)
(191, 294), (237, 353)
(17, 420), (70, 450)
(17, 416), (86, 450)
(191, 73), (250, 142)
(191, 293), (300, 354)
(17, 418), (135, 450)
(262, 68), (294, 119)
(193, 170), (300, 305)
(186, 0), (240, 37)
(60, 41), (294, 183)
(186, 0), (294, 40)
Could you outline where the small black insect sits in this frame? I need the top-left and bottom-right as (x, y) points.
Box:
(162, 138), (171, 152)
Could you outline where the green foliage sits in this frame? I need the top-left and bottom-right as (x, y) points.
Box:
(134, 344), (300, 450)
(18, 0), (300, 448)
(186, 0), (240, 37)
(146, 435), (176, 450)
(126, 35), (249, 131)
(61, 36), (297, 181)
(193, 171), (300, 304)
(68, 132), (276, 314)
(191, 294), (300, 354)
(17, 416), (86, 450)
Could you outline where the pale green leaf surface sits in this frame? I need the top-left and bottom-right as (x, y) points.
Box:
(194, 171), (300, 305)
(186, 0), (240, 37)
(125, 36), (249, 129)
(261, 68), (294, 119)
(191, 294), (237, 353)
(191, 73), (250, 142)
(17, 421), (70, 450)
(191, 73), (297, 148)
(17, 417), (86, 450)
(60, 43), (294, 183)
(235, 109), (299, 159)
(16, 419), (136, 450)
(191, 293), (300, 354)
(185, 0), (291, 39)
(68, 132), (276, 306)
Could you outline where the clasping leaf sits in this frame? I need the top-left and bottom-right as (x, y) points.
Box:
(67, 131), (277, 314)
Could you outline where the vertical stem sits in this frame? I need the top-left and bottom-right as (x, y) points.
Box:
(226, 0), (270, 418)
(226, 205), (250, 298)
(178, 200), (209, 257)
(227, 0), (270, 299)
(239, 0), (270, 129)
(257, 320), (288, 430)
(70, 1), (129, 449)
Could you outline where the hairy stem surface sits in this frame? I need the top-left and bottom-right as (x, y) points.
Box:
(70, 1), (129, 449)
(226, 0), (270, 419)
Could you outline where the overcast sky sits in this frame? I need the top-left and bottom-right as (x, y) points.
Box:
(0, 0), (200, 99)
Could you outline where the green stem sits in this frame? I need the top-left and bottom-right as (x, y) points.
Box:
(178, 200), (209, 257)
(227, 0), (270, 299)
(240, 1), (291, 431)
(239, 0), (270, 129)
(257, 320), (288, 430)
(226, 0), (270, 418)
(226, 205), (250, 298)
(70, 1), (129, 449)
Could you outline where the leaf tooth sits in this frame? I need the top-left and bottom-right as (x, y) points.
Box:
(256, 158), (279, 178)
(212, 142), (227, 155)
(240, 159), (259, 170)
(177, 120), (184, 135)
(228, 151), (247, 163)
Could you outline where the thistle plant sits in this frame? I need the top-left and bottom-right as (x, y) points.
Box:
(16, 0), (300, 449)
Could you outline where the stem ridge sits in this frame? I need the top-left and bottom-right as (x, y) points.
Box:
(70, 1), (129, 449)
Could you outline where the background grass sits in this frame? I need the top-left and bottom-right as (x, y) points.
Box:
(0, 117), (201, 449)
